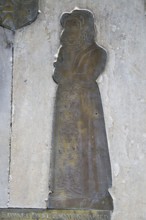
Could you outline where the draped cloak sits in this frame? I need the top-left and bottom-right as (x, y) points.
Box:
(49, 42), (113, 210)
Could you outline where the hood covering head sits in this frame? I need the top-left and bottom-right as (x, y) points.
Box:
(60, 9), (95, 43)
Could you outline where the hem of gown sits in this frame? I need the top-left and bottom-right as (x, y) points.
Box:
(48, 192), (113, 211)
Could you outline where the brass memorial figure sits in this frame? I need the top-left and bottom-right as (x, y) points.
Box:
(49, 9), (113, 211)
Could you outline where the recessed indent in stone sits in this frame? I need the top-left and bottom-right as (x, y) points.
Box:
(49, 9), (113, 211)
(0, 0), (39, 30)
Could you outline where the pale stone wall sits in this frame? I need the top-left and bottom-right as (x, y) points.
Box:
(9, 20), (55, 208)
(0, 0), (146, 219)
(0, 28), (13, 207)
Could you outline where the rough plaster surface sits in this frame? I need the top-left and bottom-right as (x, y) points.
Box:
(7, 0), (146, 219)
(0, 28), (13, 207)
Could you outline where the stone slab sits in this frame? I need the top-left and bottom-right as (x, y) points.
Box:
(7, 0), (146, 219)
(0, 209), (112, 220)
(0, 27), (13, 207)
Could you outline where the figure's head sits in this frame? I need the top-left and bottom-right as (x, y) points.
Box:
(60, 9), (95, 46)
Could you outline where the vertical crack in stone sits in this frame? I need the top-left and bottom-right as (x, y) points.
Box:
(7, 29), (15, 207)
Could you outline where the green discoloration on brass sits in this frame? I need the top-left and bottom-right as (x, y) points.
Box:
(0, 209), (111, 220)
(0, 0), (39, 30)
(49, 9), (113, 211)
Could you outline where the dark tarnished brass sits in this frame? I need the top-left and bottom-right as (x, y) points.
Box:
(49, 9), (113, 211)
(0, 0), (38, 30)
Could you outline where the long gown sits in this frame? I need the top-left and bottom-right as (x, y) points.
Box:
(49, 42), (113, 210)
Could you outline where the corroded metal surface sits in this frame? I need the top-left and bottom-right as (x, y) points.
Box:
(49, 10), (113, 210)
(0, 0), (38, 30)
(0, 209), (112, 220)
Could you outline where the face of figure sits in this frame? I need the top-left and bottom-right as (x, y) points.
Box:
(54, 19), (82, 77)
(61, 18), (81, 46)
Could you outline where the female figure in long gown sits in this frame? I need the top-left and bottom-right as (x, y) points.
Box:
(49, 9), (113, 210)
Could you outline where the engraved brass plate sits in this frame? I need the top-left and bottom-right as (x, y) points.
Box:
(49, 9), (113, 211)
(0, 209), (112, 220)
(0, 0), (38, 30)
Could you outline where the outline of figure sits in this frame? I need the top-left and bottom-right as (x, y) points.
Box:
(49, 9), (113, 211)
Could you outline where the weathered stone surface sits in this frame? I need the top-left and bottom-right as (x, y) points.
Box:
(8, 0), (146, 219)
(0, 27), (13, 208)
(0, 209), (111, 220)
(9, 17), (55, 208)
